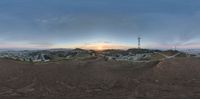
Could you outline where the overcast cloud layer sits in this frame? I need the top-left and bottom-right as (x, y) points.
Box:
(0, 0), (200, 49)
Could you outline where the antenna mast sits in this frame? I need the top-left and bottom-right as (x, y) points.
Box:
(138, 36), (141, 49)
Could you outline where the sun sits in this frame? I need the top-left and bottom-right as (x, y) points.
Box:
(97, 46), (103, 50)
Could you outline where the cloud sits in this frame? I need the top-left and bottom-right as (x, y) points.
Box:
(28, 42), (54, 48)
(0, 42), (54, 49)
(0, 0), (200, 49)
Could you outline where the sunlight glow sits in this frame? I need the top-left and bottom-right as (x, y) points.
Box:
(97, 46), (103, 50)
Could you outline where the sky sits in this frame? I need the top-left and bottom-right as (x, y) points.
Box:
(0, 0), (200, 50)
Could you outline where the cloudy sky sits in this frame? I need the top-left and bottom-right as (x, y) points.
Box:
(0, 0), (200, 50)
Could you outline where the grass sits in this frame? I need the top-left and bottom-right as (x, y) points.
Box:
(149, 53), (165, 61)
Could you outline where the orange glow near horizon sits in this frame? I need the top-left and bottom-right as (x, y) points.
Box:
(48, 42), (135, 50)
(1, 42), (199, 50)
(97, 46), (103, 50)
(79, 43), (133, 50)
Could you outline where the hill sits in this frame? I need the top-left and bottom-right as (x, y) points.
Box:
(0, 57), (199, 99)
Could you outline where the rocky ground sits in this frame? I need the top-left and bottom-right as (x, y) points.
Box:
(0, 57), (199, 99)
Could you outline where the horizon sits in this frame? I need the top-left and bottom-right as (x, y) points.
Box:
(0, 47), (200, 52)
(0, 0), (200, 49)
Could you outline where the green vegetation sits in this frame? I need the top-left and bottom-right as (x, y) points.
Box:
(149, 53), (165, 61)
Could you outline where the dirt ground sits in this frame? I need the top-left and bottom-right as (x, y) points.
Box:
(0, 57), (200, 99)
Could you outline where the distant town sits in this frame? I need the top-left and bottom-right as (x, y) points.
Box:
(0, 48), (199, 63)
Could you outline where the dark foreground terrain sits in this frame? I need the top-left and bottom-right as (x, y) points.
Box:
(0, 57), (200, 99)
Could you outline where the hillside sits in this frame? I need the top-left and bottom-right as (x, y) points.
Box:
(0, 57), (199, 99)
